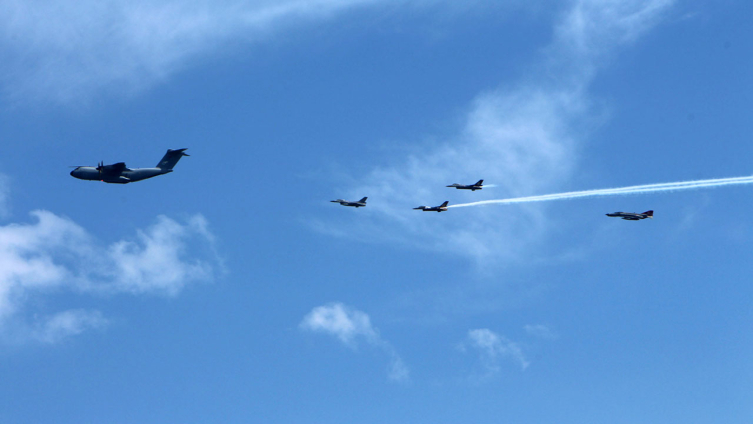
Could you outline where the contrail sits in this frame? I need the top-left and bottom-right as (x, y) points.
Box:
(449, 175), (753, 208)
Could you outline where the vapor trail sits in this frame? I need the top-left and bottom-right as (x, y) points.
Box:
(449, 176), (753, 208)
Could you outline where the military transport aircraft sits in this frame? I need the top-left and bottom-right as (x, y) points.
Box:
(606, 210), (653, 220)
(446, 180), (484, 191)
(414, 201), (449, 212)
(331, 197), (368, 208)
(70, 148), (189, 184)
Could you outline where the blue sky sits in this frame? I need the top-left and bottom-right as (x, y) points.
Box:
(1, 0), (752, 422)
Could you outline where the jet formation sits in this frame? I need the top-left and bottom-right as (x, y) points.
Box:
(606, 210), (654, 220)
(329, 177), (652, 220)
(331, 179), (486, 211)
(70, 149), (189, 184)
(330, 178), (652, 219)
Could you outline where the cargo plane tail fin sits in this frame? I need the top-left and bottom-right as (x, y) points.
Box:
(156, 148), (189, 171)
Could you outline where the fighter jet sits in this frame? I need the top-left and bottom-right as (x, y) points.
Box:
(606, 210), (653, 220)
(70, 148), (189, 184)
(446, 179), (484, 191)
(331, 197), (368, 208)
(413, 201), (449, 212)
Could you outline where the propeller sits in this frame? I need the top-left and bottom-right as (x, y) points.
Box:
(93, 161), (105, 180)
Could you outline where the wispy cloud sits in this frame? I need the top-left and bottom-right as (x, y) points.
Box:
(0, 0), (359, 103)
(320, 0), (675, 262)
(300, 302), (409, 382)
(0, 209), (221, 343)
(0, 0), (503, 105)
(524, 324), (557, 340)
(461, 328), (528, 377)
(31, 309), (108, 344)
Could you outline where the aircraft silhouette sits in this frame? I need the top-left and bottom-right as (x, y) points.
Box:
(70, 149), (189, 184)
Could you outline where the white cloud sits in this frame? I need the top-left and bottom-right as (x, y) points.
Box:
(104, 214), (216, 296)
(321, 0), (675, 262)
(0, 210), (220, 343)
(300, 302), (409, 382)
(0, 210), (86, 320)
(300, 302), (377, 346)
(463, 328), (529, 375)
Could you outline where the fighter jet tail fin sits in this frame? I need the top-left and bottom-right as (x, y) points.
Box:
(475, 180), (483, 186)
(643, 210), (654, 218)
(156, 148), (189, 170)
(358, 197), (368, 203)
(440, 201), (449, 207)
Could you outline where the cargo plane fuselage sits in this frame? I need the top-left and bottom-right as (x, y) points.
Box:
(70, 149), (189, 184)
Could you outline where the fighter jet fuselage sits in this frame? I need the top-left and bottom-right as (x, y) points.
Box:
(414, 201), (449, 212)
(70, 149), (189, 184)
(606, 210), (653, 220)
(446, 180), (483, 191)
(331, 197), (367, 207)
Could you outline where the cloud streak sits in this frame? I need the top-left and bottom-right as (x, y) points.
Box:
(300, 302), (409, 382)
(0, 210), (220, 343)
(451, 175), (753, 208)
